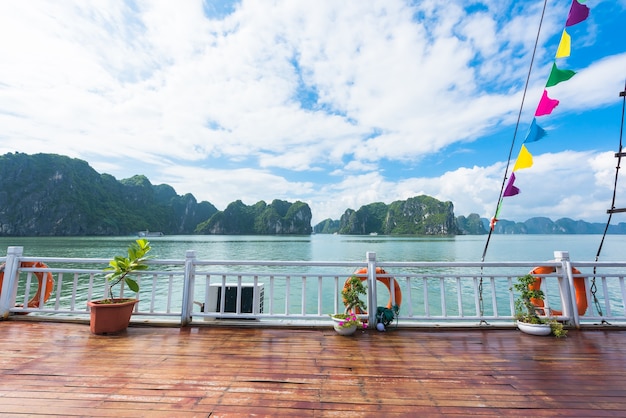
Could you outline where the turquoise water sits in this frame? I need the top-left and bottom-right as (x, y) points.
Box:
(2, 234), (625, 263)
(3, 234), (625, 319)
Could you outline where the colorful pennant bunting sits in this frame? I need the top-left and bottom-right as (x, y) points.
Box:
(495, 0), (590, 229)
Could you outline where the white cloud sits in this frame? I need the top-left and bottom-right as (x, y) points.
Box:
(154, 165), (316, 211)
(0, 0), (624, 227)
(309, 149), (624, 224)
(145, 148), (624, 226)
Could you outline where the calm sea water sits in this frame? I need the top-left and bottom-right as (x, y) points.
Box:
(2, 234), (625, 263)
(3, 234), (625, 317)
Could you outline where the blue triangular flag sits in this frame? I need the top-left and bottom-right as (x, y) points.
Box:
(523, 118), (547, 143)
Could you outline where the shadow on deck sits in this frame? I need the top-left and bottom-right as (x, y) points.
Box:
(1, 321), (625, 416)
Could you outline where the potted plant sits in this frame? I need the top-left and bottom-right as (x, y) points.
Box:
(512, 274), (567, 338)
(330, 275), (368, 335)
(87, 239), (152, 335)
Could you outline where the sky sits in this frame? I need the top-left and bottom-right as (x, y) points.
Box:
(1, 0), (626, 226)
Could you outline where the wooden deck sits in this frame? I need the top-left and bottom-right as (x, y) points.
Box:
(1, 321), (626, 417)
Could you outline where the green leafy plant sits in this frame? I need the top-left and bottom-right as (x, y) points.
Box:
(512, 274), (567, 338)
(102, 239), (152, 302)
(341, 275), (367, 314)
(549, 319), (568, 338)
(512, 274), (544, 324)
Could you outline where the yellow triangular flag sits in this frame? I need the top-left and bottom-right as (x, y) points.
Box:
(513, 144), (533, 171)
(556, 29), (571, 59)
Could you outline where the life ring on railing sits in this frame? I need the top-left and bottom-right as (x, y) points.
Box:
(529, 265), (587, 316)
(345, 267), (402, 314)
(0, 261), (54, 308)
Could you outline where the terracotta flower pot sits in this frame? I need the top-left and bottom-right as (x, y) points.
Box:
(87, 299), (138, 335)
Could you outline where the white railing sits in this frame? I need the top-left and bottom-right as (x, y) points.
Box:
(2, 246), (626, 328)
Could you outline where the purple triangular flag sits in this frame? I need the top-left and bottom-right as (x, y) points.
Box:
(503, 173), (520, 197)
(566, 0), (589, 27)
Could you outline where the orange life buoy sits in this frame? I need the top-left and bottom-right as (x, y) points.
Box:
(529, 265), (587, 316)
(0, 261), (54, 308)
(345, 267), (402, 314)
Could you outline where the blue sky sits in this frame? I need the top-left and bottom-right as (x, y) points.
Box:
(1, 0), (625, 225)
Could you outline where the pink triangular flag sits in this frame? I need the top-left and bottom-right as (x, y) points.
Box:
(535, 89), (559, 117)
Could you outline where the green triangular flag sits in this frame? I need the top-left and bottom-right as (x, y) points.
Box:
(546, 62), (576, 87)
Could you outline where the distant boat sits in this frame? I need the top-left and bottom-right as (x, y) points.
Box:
(137, 230), (164, 237)
(369, 232), (378, 236)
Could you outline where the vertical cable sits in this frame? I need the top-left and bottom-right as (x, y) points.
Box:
(595, 81), (626, 264)
(480, 0), (549, 263)
(591, 81), (626, 320)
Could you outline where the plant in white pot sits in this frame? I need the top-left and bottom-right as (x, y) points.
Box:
(512, 274), (567, 338)
(87, 239), (152, 335)
(330, 275), (368, 335)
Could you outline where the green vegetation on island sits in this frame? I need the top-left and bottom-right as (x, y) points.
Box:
(2, 152), (625, 237)
(335, 196), (460, 235)
(195, 199), (312, 235)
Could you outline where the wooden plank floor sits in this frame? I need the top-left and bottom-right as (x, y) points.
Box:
(1, 322), (626, 417)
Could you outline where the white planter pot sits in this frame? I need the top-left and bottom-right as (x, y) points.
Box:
(334, 323), (357, 335)
(331, 316), (358, 336)
(516, 320), (552, 336)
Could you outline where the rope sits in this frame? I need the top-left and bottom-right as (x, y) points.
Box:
(480, 0), (548, 263)
(478, 0), (548, 324)
(592, 80), (626, 321)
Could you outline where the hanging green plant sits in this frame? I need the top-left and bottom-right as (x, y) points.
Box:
(376, 305), (399, 329)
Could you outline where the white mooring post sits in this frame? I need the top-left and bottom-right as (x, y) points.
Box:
(366, 252), (377, 325)
(1, 246), (23, 319)
(181, 250), (197, 326)
(554, 250), (580, 328)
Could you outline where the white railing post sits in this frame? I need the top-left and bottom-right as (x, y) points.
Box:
(554, 250), (579, 328)
(366, 252), (377, 325)
(181, 250), (196, 326)
(1, 246), (23, 319)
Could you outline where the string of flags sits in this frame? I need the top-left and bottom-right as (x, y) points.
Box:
(490, 0), (590, 231)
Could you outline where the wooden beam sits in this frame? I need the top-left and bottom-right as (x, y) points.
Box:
(607, 208), (626, 214)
